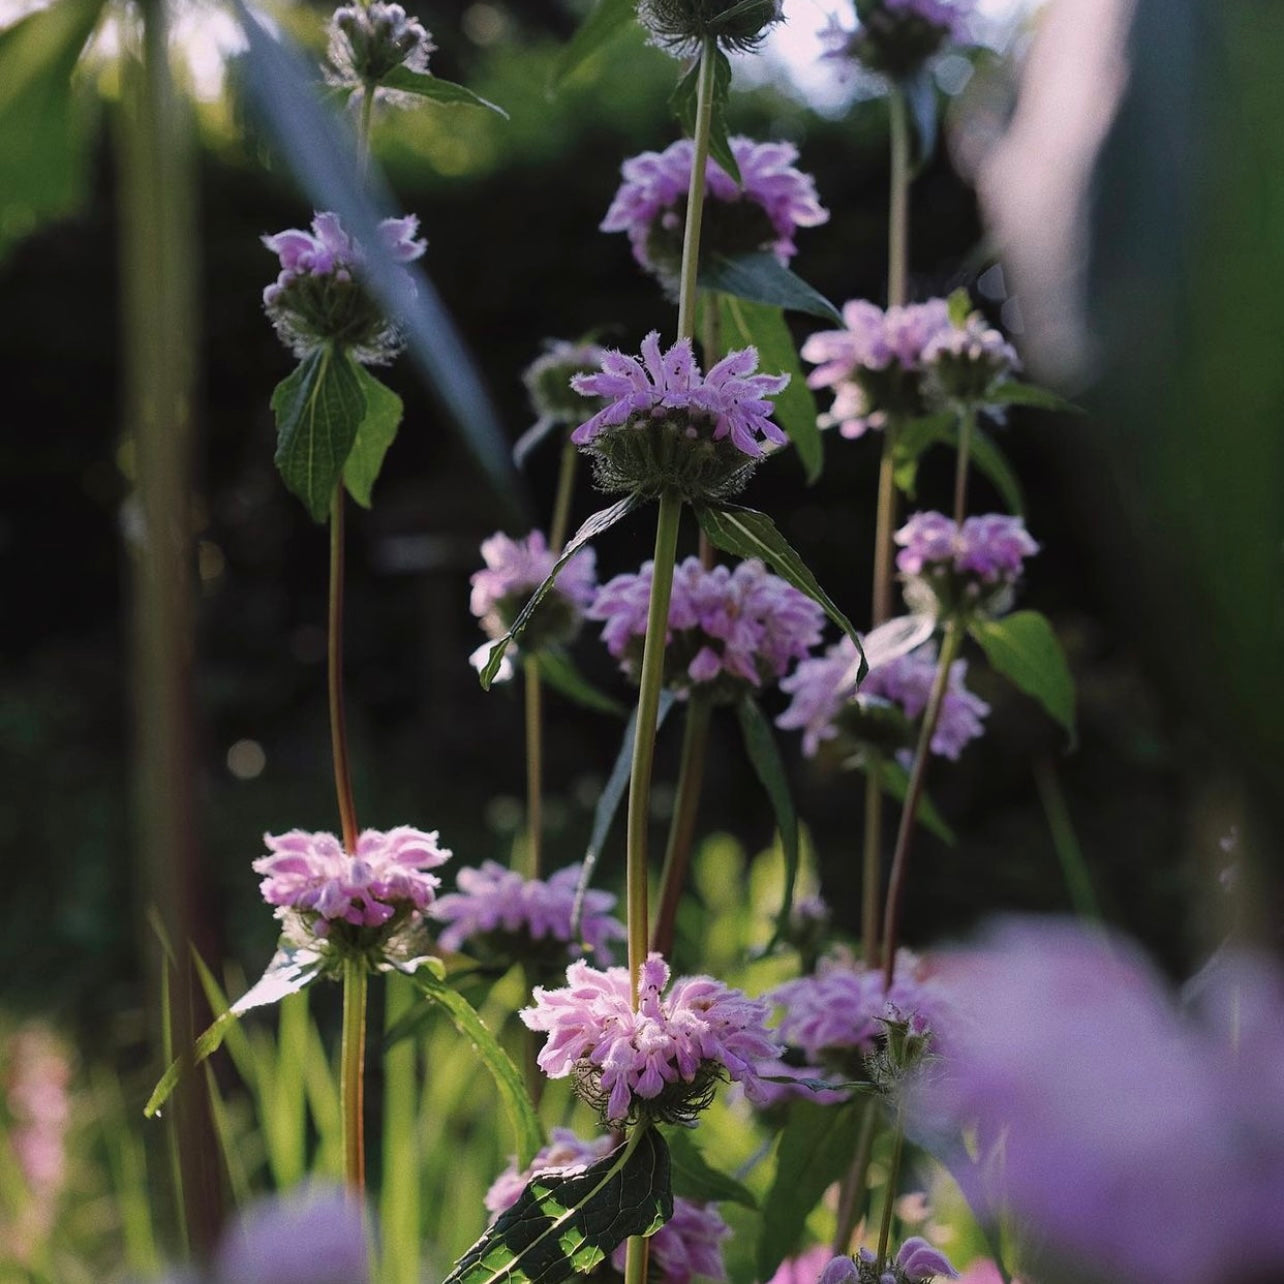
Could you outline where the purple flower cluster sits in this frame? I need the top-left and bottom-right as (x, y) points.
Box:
(591, 555), (824, 697)
(486, 1131), (731, 1284)
(819, 0), (974, 79)
(921, 315), (1019, 401)
(521, 953), (780, 1124)
(326, 1), (433, 95)
(819, 1241), (957, 1284)
(430, 861), (625, 963)
(571, 332), (789, 460)
(913, 920), (1284, 1284)
(777, 636), (987, 761)
(262, 212), (426, 362)
(766, 1245), (835, 1284)
(254, 826), (450, 938)
(895, 513), (1037, 617)
(602, 136), (828, 274)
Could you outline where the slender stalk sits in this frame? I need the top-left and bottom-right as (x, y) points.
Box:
(651, 693), (714, 957)
(626, 489), (684, 1001)
(522, 655), (543, 878)
(887, 85), (911, 311)
(329, 486), (360, 853)
(676, 38), (719, 343)
(341, 958), (369, 1193)
(831, 1100), (879, 1254)
(861, 760), (883, 968)
(881, 618), (964, 988)
(549, 437), (579, 552)
(952, 403), (976, 524)
(624, 1236), (651, 1284)
(697, 292), (720, 570)
(875, 1113), (906, 1270)
(357, 82), (375, 175)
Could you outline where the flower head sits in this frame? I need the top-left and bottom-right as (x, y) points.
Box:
(812, 1241), (955, 1284)
(521, 954), (780, 1125)
(895, 512), (1037, 618)
(921, 315), (1019, 402)
(820, 0), (974, 79)
(602, 137), (828, 285)
(522, 338), (610, 430)
(430, 861), (625, 966)
(262, 211), (426, 362)
(571, 333), (789, 498)
(768, 1246), (842, 1284)
(326, 1), (434, 99)
(638, 0), (782, 55)
(591, 556), (823, 700)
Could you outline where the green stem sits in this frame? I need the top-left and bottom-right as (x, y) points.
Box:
(676, 38), (719, 343)
(952, 403), (976, 524)
(341, 959), (368, 1193)
(624, 1229), (651, 1284)
(871, 432), (899, 626)
(329, 486), (360, 854)
(875, 1112), (906, 1270)
(881, 618), (964, 988)
(831, 1099), (879, 1254)
(651, 693), (714, 958)
(626, 489), (684, 1001)
(549, 437), (579, 552)
(861, 758), (883, 968)
(357, 81), (375, 175)
(887, 85), (911, 311)
(522, 655), (543, 878)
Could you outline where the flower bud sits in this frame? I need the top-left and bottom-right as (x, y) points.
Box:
(822, 0), (972, 80)
(522, 339), (609, 427)
(637, 0), (782, 55)
(327, 1), (434, 91)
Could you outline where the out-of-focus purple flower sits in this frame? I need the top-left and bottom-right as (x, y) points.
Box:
(912, 919), (1284, 1284)
(430, 861), (625, 963)
(819, 0), (973, 79)
(921, 316), (1019, 401)
(262, 212), (426, 362)
(776, 635), (860, 756)
(521, 953), (780, 1124)
(326, 1), (433, 98)
(768, 1245), (842, 1284)
(484, 1128), (614, 1216)
(215, 1184), (370, 1284)
(896, 1238), (958, 1281)
(602, 137), (828, 281)
(254, 826), (450, 940)
(591, 556), (823, 698)
(863, 644), (989, 761)
(895, 512), (1037, 618)
(521, 338), (610, 435)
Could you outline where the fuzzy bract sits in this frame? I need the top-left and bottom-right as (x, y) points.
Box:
(895, 513), (1038, 618)
(819, 0), (974, 79)
(326, 1), (433, 96)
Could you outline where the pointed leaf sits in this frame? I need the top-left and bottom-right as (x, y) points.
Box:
(946, 287), (972, 329)
(380, 66), (508, 116)
(144, 945), (324, 1118)
(661, 1127), (757, 1210)
(718, 294), (822, 483)
(549, 0), (636, 92)
(699, 252), (841, 322)
(892, 412), (1025, 515)
(444, 1126), (672, 1284)
(536, 648), (627, 717)
(969, 424), (1026, 516)
(871, 757), (956, 845)
(670, 51), (739, 184)
(480, 494), (645, 688)
(572, 690), (679, 935)
(343, 364), (403, 508)
(737, 697), (799, 951)
(970, 610), (1076, 740)
(758, 1099), (865, 1281)
(986, 380), (1083, 413)
(694, 502), (866, 680)
(414, 969), (543, 1168)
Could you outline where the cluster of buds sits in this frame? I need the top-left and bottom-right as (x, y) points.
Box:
(820, 0), (974, 80)
(326, 1), (434, 95)
(819, 1240), (957, 1284)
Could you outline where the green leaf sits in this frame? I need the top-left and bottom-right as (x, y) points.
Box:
(758, 1100), (866, 1280)
(871, 757), (956, 845)
(480, 494), (644, 688)
(718, 295), (822, 483)
(986, 380), (1083, 413)
(572, 691), (678, 936)
(549, 0), (636, 92)
(535, 648), (627, 717)
(694, 503), (866, 680)
(699, 252), (841, 322)
(737, 697), (800, 951)
(414, 969), (543, 1168)
(946, 287), (972, 329)
(0, 0), (105, 261)
(969, 425), (1026, 516)
(660, 1128), (757, 1209)
(380, 66), (508, 116)
(445, 1126), (672, 1284)
(343, 365), (403, 508)
(271, 346), (367, 521)
(670, 52), (740, 183)
(891, 412), (1025, 515)
(144, 945), (324, 1118)
(900, 66), (939, 171)
(970, 610), (1076, 740)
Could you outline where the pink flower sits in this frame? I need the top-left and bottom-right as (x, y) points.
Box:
(521, 954), (780, 1124)
(896, 1238), (958, 1281)
(469, 529), (597, 625)
(895, 513), (1038, 586)
(767, 1245), (840, 1284)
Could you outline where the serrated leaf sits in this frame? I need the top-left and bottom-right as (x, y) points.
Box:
(572, 691), (678, 936)
(0, 0), (104, 261)
(380, 65), (508, 116)
(900, 66), (938, 171)
(970, 610), (1076, 740)
(414, 969), (543, 1168)
(536, 648), (627, 717)
(699, 252), (841, 322)
(986, 380), (1083, 413)
(660, 1128), (757, 1209)
(718, 295), (822, 483)
(694, 503), (865, 680)
(343, 365), (403, 507)
(480, 494), (644, 688)
(871, 757), (955, 845)
(445, 1126), (672, 1284)
(758, 1099), (866, 1280)
(272, 345), (367, 521)
(144, 945), (324, 1118)
(737, 697), (800, 952)
(549, 0), (636, 92)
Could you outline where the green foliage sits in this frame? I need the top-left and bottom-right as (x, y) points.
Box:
(536, 648), (628, 717)
(661, 1127), (757, 1208)
(986, 380), (1082, 413)
(343, 364), (404, 508)
(970, 610), (1076, 740)
(893, 412), (1025, 515)
(549, 0), (637, 91)
(0, 0), (104, 261)
(444, 1127), (672, 1284)
(671, 47), (740, 183)
(699, 251), (842, 322)
(872, 757), (956, 844)
(381, 66), (509, 116)
(718, 294), (823, 482)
